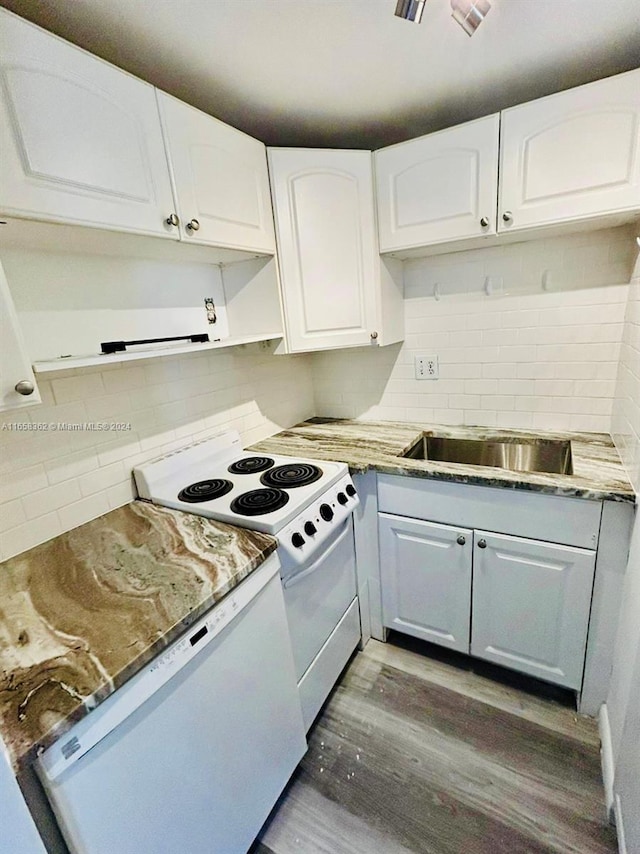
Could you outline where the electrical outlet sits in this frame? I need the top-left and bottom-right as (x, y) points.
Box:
(415, 354), (439, 380)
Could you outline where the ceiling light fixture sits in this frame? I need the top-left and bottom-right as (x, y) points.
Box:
(394, 0), (426, 24)
(450, 0), (492, 36)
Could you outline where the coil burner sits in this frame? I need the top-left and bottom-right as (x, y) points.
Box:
(260, 463), (323, 490)
(230, 488), (290, 517)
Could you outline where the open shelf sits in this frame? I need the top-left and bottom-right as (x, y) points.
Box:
(32, 333), (284, 374)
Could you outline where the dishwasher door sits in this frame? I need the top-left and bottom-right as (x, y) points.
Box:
(37, 556), (306, 854)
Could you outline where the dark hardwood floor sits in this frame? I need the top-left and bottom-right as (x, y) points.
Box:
(251, 634), (617, 854)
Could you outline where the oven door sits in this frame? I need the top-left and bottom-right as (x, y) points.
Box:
(281, 516), (357, 682)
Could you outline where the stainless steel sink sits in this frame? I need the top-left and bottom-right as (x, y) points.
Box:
(400, 435), (573, 476)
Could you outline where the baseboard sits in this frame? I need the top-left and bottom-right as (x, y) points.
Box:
(598, 704), (616, 823)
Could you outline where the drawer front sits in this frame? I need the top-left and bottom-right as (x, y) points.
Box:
(377, 474), (602, 549)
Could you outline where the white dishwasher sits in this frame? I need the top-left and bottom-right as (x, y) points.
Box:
(35, 554), (306, 854)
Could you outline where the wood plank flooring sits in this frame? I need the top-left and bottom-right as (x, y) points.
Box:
(250, 634), (616, 854)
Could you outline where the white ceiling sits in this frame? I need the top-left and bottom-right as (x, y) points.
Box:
(2, 0), (639, 149)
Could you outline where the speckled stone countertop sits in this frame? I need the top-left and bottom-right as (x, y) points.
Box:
(0, 501), (276, 772)
(251, 419), (635, 504)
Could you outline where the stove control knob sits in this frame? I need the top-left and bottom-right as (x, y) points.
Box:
(320, 503), (334, 522)
(345, 484), (356, 498)
(304, 521), (317, 537)
(291, 532), (305, 549)
(337, 492), (348, 505)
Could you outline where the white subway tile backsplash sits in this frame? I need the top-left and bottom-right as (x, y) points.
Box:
(0, 512), (61, 563)
(0, 464), (48, 503)
(498, 380), (534, 396)
(574, 380), (616, 398)
(311, 228), (633, 435)
(97, 436), (142, 468)
(433, 408), (464, 425)
(480, 395), (516, 411)
(483, 363), (517, 379)
(101, 366), (147, 394)
(496, 411), (533, 429)
(531, 412), (573, 431)
(85, 393), (133, 420)
(463, 410), (497, 427)
(78, 461), (126, 497)
(516, 363), (555, 379)
(465, 379), (498, 395)
(23, 480), (82, 521)
(107, 481), (136, 510)
(51, 372), (105, 404)
(533, 380), (576, 397)
(45, 449), (99, 485)
(0, 499), (26, 533)
(57, 493), (111, 532)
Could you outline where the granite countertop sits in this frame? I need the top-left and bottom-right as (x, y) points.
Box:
(0, 501), (277, 773)
(251, 419), (635, 503)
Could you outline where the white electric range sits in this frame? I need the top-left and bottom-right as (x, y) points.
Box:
(133, 430), (362, 731)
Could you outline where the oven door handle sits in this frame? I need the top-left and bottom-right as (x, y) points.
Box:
(283, 519), (351, 590)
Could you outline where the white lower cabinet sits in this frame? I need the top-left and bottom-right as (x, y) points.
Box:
(377, 476), (600, 691)
(471, 531), (596, 690)
(379, 514), (471, 653)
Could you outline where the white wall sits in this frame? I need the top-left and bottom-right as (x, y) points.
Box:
(311, 227), (634, 432)
(608, 250), (640, 852)
(0, 341), (314, 562)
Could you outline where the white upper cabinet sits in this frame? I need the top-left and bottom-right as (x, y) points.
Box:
(375, 114), (500, 252)
(0, 260), (40, 412)
(499, 68), (640, 232)
(268, 148), (403, 353)
(157, 93), (276, 253)
(0, 9), (176, 238)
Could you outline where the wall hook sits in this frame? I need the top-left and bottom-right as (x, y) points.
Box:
(483, 276), (492, 296)
(542, 270), (552, 291)
(433, 283), (440, 301)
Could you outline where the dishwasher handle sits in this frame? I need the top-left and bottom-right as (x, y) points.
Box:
(283, 519), (351, 590)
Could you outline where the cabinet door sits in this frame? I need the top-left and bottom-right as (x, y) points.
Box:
(0, 10), (176, 237)
(499, 69), (640, 232)
(268, 149), (379, 353)
(375, 115), (499, 252)
(0, 260), (40, 412)
(471, 531), (596, 689)
(158, 92), (275, 253)
(379, 513), (472, 652)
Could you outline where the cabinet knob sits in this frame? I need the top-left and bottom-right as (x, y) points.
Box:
(477, 538), (487, 549)
(480, 216), (489, 228)
(165, 213), (179, 227)
(457, 535), (466, 546)
(370, 331), (378, 340)
(502, 211), (513, 224)
(15, 380), (35, 396)
(186, 218), (200, 232)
